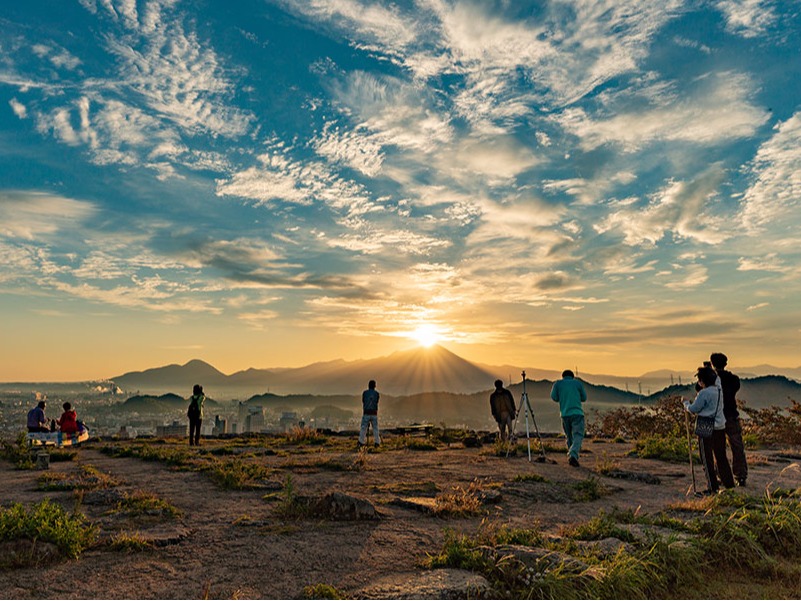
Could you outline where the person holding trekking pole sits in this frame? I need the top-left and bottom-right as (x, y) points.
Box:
(684, 366), (734, 494)
(710, 352), (748, 486)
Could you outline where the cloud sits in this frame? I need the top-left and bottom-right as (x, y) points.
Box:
(716, 0), (777, 38)
(312, 121), (385, 177)
(0, 191), (98, 240)
(594, 166), (730, 246)
(9, 98), (27, 119)
(746, 302), (769, 311)
(741, 113), (801, 233)
(557, 72), (768, 151)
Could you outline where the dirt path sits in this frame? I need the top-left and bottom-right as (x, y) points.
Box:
(1, 437), (798, 599)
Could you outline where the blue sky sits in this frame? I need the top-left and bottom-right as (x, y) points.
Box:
(1, 0), (800, 380)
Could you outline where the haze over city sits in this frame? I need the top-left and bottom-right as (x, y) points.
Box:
(2, 0), (800, 382)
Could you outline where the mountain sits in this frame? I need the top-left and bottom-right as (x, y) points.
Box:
(113, 360), (228, 393)
(644, 375), (801, 409)
(112, 346), (497, 397)
(119, 392), (221, 413)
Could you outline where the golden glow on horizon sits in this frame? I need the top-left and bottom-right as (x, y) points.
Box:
(409, 324), (440, 347)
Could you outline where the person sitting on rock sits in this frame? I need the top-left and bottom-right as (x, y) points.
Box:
(57, 402), (79, 434)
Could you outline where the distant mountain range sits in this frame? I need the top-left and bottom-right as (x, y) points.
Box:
(109, 345), (801, 399)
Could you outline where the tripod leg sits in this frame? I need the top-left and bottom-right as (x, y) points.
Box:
(526, 396), (548, 461)
(524, 403), (532, 462)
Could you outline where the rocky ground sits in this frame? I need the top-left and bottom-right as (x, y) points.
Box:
(2, 431), (801, 599)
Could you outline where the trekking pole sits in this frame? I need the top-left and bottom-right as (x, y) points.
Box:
(684, 408), (697, 495)
(522, 374), (532, 462)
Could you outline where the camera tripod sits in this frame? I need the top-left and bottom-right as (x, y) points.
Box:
(506, 371), (549, 462)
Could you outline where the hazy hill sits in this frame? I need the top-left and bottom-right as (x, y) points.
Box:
(119, 393), (220, 413)
(644, 375), (801, 409)
(112, 346), (497, 396)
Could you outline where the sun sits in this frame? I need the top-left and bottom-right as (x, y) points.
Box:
(410, 324), (440, 347)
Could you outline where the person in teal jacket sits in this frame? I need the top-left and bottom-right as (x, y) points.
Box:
(550, 369), (587, 467)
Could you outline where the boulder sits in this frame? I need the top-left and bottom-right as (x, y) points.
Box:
(314, 492), (381, 521)
(356, 569), (493, 599)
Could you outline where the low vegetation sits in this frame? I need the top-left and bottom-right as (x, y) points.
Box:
(428, 489), (801, 598)
(630, 435), (697, 463)
(0, 432), (35, 470)
(203, 457), (273, 490)
(112, 490), (182, 519)
(37, 464), (119, 491)
(108, 530), (151, 553)
(0, 499), (97, 564)
(432, 482), (484, 518)
(301, 583), (345, 599)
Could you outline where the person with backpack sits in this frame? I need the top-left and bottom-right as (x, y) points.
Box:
(187, 384), (205, 446)
(685, 366), (735, 494)
(710, 352), (748, 486)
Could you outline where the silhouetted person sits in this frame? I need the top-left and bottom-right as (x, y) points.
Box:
(57, 402), (79, 434)
(490, 379), (516, 442)
(27, 400), (50, 433)
(551, 370), (587, 467)
(710, 353), (748, 486)
(685, 366), (734, 494)
(187, 384), (205, 446)
(358, 380), (381, 448)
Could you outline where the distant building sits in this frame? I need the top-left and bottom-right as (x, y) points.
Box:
(245, 409), (265, 433)
(156, 420), (186, 438)
(212, 415), (228, 436)
(278, 411), (299, 432)
(117, 426), (137, 439)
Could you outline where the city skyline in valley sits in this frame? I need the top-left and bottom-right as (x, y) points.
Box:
(2, 1), (800, 381)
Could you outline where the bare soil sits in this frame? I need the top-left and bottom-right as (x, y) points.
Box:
(1, 433), (799, 599)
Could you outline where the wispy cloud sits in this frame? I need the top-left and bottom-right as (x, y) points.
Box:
(742, 113), (801, 234)
(716, 0), (777, 38)
(0, 191), (97, 240)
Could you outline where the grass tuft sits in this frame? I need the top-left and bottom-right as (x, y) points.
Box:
(301, 583), (345, 599)
(0, 499), (97, 563)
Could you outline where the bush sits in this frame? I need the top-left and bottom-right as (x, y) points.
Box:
(0, 433), (35, 469)
(630, 436), (696, 463)
(433, 483), (484, 517)
(588, 396), (686, 439)
(0, 499), (97, 562)
(741, 400), (801, 445)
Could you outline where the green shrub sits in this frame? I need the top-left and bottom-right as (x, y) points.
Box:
(113, 491), (182, 519)
(571, 476), (611, 502)
(432, 483), (483, 518)
(512, 473), (548, 483)
(630, 435), (696, 463)
(204, 458), (272, 490)
(273, 475), (312, 519)
(0, 499), (97, 562)
(0, 432), (35, 469)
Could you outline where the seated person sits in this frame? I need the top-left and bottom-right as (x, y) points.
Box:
(27, 401), (50, 433)
(57, 402), (79, 434)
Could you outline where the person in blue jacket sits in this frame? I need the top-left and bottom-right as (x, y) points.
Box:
(550, 369), (587, 467)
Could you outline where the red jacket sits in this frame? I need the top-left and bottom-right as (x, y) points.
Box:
(58, 410), (78, 434)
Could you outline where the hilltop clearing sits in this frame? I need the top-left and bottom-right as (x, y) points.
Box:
(2, 431), (801, 599)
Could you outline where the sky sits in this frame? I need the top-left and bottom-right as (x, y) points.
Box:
(1, 0), (800, 381)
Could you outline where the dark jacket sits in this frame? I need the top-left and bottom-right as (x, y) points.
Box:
(362, 389), (379, 415)
(716, 369), (741, 421)
(490, 388), (516, 421)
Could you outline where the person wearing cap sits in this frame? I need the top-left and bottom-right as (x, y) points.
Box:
(27, 400), (50, 432)
(710, 352), (748, 486)
(490, 379), (516, 442)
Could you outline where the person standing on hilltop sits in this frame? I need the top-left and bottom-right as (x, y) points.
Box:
(550, 370), (587, 467)
(187, 384), (205, 446)
(490, 379), (517, 442)
(685, 365), (735, 494)
(710, 352), (748, 486)
(358, 380), (381, 448)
